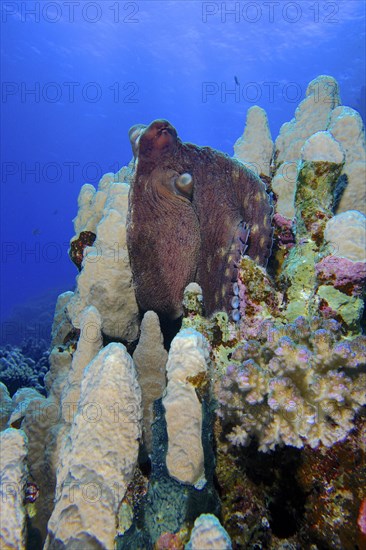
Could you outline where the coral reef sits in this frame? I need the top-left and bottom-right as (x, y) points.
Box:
(1, 74), (365, 550)
(272, 75), (341, 219)
(163, 328), (210, 487)
(58, 305), (103, 427)
(233, 105), (273, 178)
(271, 75), (366, 219)
(324, 210), (366, 262)
(67, 178), (139, 342)
(9, 387), (46, 427)
(237, 255), (280, 340)
(219, 316), (366, 451)
(328, 106), (366, 213)
(301, 130), (345, 163)
(20, 293), (76, 541)
(45, 343), (142, 549)
(0, 382), (13, 429)
(68, 230), (96, 270)
(0, 428), (28, 550)
(315, 255), (366, 297)
(297, 415), (365, 549)
(276, 129), (365, 332)
(133, 311), (168, 453)
(186, 513), (232, 549)
(0, 341), (49, 396)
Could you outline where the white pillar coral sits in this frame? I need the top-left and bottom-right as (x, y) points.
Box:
(328, 106), (366, 214)
(271, 76), (366, 218)
(0, 428), (28, 550)
(163, 328), (210, 488)
(45, 343), (142, 549)
(72, 173), (115, 235)
(60, 305), (103, 425)
(301, 131), (345, 164)
(14, 304), (103, 545)
(20, 293), (75, 541)
(133, 311), (168, 453)
(275, 75), (341, 165)
(8, 387), (45, 427)
(67, 180), (139, 342)
(272, 75), (341, 218)
(186, 513), (232, 550)
(36, 307), (102, 540)
(0, 382), (13, 430)
(233, 106), (273, 178)
(49, 291), (74, 348)
(324, 210), (366, 262)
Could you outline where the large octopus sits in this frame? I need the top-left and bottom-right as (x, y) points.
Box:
(127, 120), (273, 320)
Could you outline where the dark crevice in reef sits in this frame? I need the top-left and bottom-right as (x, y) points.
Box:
(217, 439), (307, 546)
(244, 443), (306, 539)
(268, 489), (302, 538)
(159, 315), (182, 350)
(117, 396), (220, 548)
(102, 332), (137, 355)
(138, 446), (152, 478)
(26, 518), (42, 550)
(360, 302), (366, 334)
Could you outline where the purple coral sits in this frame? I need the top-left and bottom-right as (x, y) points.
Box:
(316, 255), (366, 297)
(218, 317), (366, 452)
(273, 213), (295, 249)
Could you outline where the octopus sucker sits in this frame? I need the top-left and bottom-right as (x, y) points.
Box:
(232, 282), (239, 296)
(127, 119), (273, 319)
(231, 309), (241, 322)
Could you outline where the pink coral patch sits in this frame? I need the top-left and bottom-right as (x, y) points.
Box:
(316, 255), (366, 296)
(155, 532), (184, 550)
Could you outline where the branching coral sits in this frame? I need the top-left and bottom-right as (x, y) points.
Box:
(219, 317), (366, 452)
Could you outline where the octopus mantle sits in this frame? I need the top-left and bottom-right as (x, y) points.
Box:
(127, 120), (273, 320)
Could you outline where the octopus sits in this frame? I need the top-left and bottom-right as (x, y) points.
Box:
(127, 120), (273, 321)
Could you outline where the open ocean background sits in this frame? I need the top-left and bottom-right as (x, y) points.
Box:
(1, 0), (365, 344)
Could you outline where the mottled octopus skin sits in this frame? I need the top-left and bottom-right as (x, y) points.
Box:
(127, 120), (273, 319)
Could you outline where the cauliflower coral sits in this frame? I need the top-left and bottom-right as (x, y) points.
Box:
(219, 316), (366, 451)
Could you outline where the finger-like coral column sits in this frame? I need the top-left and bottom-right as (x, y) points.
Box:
(233, 105), (273, 178)
(133, 311), (167, 453)
(0, 382), (12, 429)
(68, 178), (140, 342)
(328, 106), (366, 214)
(21, 292), (75, 541)
(186, 513), (232, 550)
(163, 328), (210, 488)
(272, 75), (341, 219)
(44, 343), (142, 549)
(60, 305), (103, 425)
(0, 428), (28, 550)
(280, 131), (345, 322)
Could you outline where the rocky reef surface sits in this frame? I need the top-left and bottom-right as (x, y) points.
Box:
(0, 75), (365, 550)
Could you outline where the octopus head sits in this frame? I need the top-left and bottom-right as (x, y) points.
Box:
(130, 119), (177, 160)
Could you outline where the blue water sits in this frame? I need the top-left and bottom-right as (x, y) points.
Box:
(1, 0), (365, 342)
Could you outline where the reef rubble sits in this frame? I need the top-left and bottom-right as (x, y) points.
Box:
(0, 75), (365, 549)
